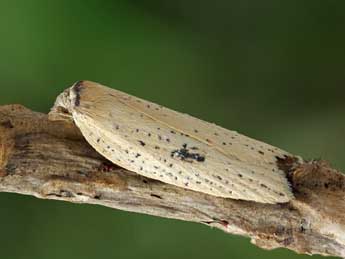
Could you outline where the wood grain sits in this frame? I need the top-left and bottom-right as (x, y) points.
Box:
(0, 104), (344, 258)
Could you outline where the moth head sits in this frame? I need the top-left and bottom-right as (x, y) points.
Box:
(48, 80), (86, 122)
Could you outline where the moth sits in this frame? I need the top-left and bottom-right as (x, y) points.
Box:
(50, 80), (302, 204)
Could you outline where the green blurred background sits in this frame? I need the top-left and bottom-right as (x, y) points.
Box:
(0, 1), (344, 258)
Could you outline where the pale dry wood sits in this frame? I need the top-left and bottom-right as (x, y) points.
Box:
(0, 104), (344, 258)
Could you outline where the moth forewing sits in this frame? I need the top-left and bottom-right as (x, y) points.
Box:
(50, 80), (301, 204)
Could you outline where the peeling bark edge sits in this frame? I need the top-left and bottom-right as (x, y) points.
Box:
(0, 104), (344, 258)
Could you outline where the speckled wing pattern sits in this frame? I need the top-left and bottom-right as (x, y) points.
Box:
(65, 81), (295, 204)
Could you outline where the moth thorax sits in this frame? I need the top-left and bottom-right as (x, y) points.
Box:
(69, 80), (85, 108)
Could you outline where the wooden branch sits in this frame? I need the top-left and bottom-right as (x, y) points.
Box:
(0, 104), (344, 258)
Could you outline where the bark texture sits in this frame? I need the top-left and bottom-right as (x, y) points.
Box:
(0, 104), (344, 258)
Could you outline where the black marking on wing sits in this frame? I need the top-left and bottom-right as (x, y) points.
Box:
(171, 143), (205, 162)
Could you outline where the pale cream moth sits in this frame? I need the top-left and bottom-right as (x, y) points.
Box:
(49, 80), (302, 204)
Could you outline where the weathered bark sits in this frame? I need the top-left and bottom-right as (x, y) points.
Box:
(0, 104), (344, 258)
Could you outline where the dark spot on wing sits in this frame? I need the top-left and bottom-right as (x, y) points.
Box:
(138, 140), (146, 146)
(171, 144), (205, 163)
